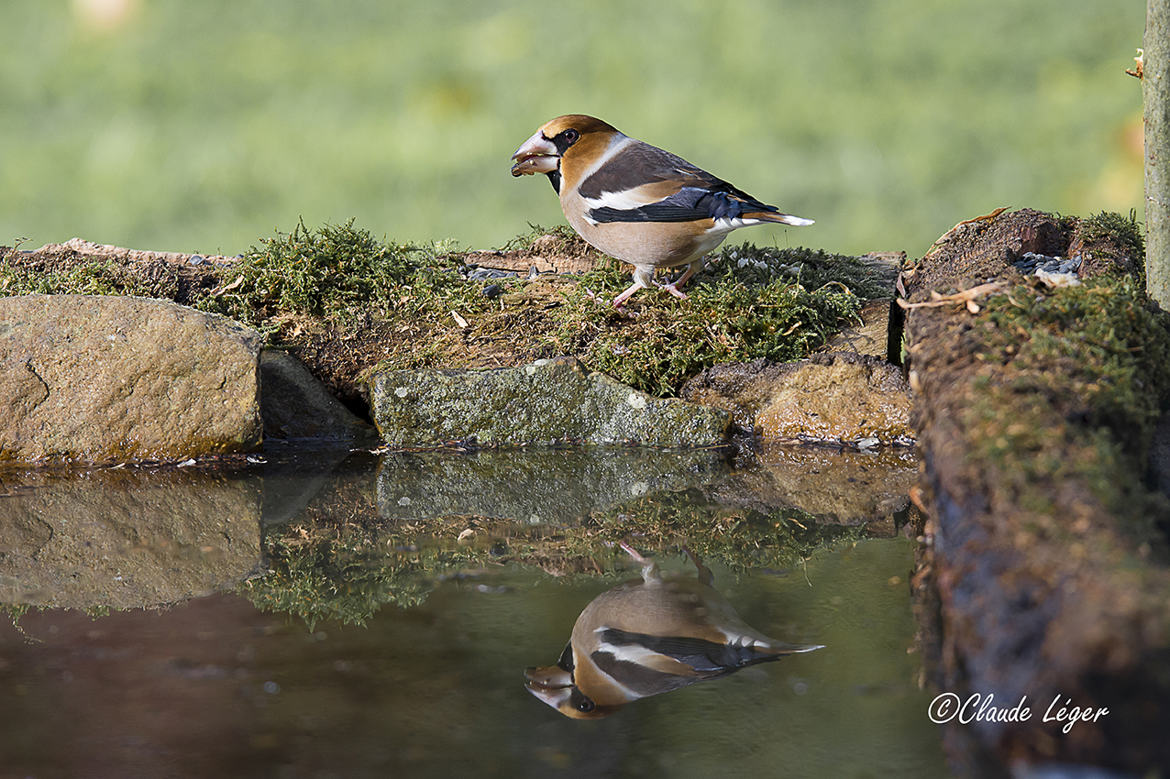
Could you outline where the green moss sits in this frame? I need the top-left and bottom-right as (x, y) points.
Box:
(217, 221), (890, 398)
(241, 489), (868, 628)
(500, 223), (589, 253)
(583, 489), (867, 571)
(1080, 210), (1145, 258)
(241, 532), (452, 629)
(0, 255), (167, 298)
(541, 243), (877, 396)
(4, 220), (895, 400)
(197, 218), (494, 326)
(963, 274), (1170, 535)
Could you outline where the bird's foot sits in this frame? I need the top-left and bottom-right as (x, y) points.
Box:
(619, 541), (647, 563)
(656, 282), (688, 300)
(619, 541), (661, 584)
(681, 545), (714, 586)
(612, 287), (642, 309)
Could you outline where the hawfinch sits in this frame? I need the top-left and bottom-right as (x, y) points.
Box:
(524, 543), (823, 719)
(511, 114), (814, 307)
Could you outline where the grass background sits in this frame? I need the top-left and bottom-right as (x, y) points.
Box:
(0, 0), (1146, 259)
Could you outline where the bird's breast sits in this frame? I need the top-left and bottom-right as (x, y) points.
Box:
(560, 194), (723, 269)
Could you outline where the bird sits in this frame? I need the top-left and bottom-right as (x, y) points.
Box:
(511, 114), (813, 308)
(524, 542), (823, 719)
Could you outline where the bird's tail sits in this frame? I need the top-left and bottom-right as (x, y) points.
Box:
(744, 210), (815, 227)
(716, 640), (824, 674)
(757, 641), (825, 657)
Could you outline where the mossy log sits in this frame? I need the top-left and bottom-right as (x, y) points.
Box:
(903, 209), (1170, 774)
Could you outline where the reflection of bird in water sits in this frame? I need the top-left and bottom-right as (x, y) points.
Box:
(525, 543), (823, 719)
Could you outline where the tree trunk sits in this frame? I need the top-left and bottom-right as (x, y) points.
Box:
(1147, 0), (1170, 306)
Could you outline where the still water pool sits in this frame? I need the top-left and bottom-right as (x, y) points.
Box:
(1, 446), (946, 777)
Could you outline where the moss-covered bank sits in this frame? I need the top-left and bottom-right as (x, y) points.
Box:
(904, 208), (1170, 775)
(2, 221), (895, 413)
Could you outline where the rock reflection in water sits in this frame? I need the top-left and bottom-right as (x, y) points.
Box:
(525, 543), (822, 718)
(376, 448), (730, 524)
(0, 467), (261, 610)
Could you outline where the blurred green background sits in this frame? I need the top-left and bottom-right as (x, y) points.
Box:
(0, 0), (1146, 259)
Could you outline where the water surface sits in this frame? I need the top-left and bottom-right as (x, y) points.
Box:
(1, 447), (945, 777)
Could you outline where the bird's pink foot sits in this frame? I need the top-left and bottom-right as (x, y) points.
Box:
(612, 284), (643, 308)
(619, 541), (647, 563)
(619, 541), (661, 583)
(657, 283), (688, 300)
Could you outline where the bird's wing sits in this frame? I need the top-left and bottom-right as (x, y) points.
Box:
(596, 627), (777, 677)
(577, 140), (787, 225)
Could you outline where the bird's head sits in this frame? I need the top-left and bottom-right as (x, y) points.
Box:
(523, 641), (623, 720)
(523, 663), (621, 720)
(510, 114), (620, 192)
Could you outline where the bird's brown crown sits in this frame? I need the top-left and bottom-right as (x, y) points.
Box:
(539, 114), (618, 136)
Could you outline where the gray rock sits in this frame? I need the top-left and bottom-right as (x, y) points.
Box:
(0, 294), (262, 464)
(260, 349), (377, 443)
(376, 448), (729, 523)
(367, 357), (731, 448)
(465, 266), (517, 281)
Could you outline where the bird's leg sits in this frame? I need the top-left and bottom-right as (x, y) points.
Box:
(681, 545), (714, 586)
(619, 541), (661, 584)
(656, 258), (704, 299)
(613, 265), (655, 308)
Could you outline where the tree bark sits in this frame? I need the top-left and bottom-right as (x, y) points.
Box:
(1147, 0), (1170, 306)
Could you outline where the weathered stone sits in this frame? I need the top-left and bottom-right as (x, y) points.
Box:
(260, 349), (376, 443)
(823, 299), (893, 358)
(0, 468), (261, 610)
(367, 357), (731, 448)
(708, 445), (917, 524)
(0, 294), (262, 464)
(680, 353), (913, 445)
(376, 448), (729, 524)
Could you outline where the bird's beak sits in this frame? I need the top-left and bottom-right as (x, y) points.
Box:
(524, 665), (573, 708)
(524, 664), (572, 690)
(511, 131), (560, 177)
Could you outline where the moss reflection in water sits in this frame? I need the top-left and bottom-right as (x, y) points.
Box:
(242, 489), (872, 629)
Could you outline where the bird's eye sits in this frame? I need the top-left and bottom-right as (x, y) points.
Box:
(562, 128), (579, 144)
(570, 689), (596, 713)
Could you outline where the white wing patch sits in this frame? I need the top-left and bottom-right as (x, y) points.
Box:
(709, 217), (762, 233)
(581, 183), (665, 213)
(594, 630), (670, 666)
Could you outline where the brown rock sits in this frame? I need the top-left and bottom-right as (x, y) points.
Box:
(823, 299), (893, 358)
(0, 294), (262, 464)
(0, 468), (261, 609)
(709, 445), (917, 523)
(681, 353), (913, 445)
